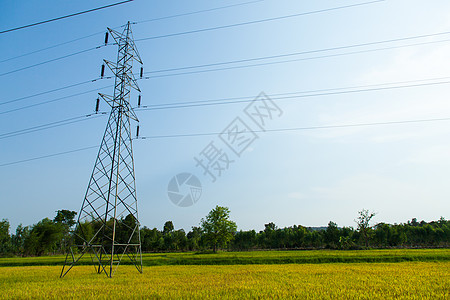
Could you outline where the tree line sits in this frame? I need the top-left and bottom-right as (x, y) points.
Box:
(0, 207), (449, 257)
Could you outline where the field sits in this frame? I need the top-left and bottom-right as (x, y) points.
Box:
(1, 248), (449, 267)
(0, 250), (449, 299)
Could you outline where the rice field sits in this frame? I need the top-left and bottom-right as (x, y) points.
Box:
(0, 261), (449, 299)
(1, 248), (449, 267)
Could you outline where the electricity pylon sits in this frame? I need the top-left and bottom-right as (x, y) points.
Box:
(61, 22), (143, 278)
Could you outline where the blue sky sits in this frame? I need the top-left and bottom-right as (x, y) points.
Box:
(1, 0), (450, 233)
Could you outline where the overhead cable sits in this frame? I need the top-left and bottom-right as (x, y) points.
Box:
(135, 0), (385, 41)
(0, 0), (134, 34)
(135, 0), (265, 24)
(0, 0), (264, 64)
(0, 79), (98, 106)
(2, 115), (449, 168)
(142, 38), (450, 79)
(0, 113), (107, 140)
(0, 85), (112, 115)
(136, 79), (450, 112)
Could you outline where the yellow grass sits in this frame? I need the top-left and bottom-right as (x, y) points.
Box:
(0, 262), (449, 299)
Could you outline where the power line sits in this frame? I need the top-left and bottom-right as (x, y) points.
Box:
(2, 31), (448, 80)
(0, 113), (107, 140)
(2, 0), (448, 86)
(2, 115), (449, 167)
(0, 86), (111, 115)
(0, 0), (134, 34)
(1, 76), (449, 141)
(0, 46), (103, 77)
(0, 145), (101, 167)
(3, 29), (450, 115)
(140, 75), (450, 109)
(136, 79), (450, 112)
(143, 37), (450, 76)
(0, 0), (264, 64)
(137, 117), (450, 140)
(3, 74), (450, 117)
(0, 85), (112, 115)
(135, 0), (385, 42)
(135, 0), (265, 24)
(0, 31), (106, 64)
(0, 0), (383, 77)
(0, 79), (99, 106)
(142, 38), (450, 80)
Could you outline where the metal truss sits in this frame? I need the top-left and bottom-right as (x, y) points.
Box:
(61, 22), (143, 278)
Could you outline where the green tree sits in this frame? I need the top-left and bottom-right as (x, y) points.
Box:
(162, 221), (176, 250)
(163, 221), (174, 235)
(53, 210), (77, 227)
(187, 226), (203, 250)
(233, 230), (257, 250)
(0, 219), (12, 255)
(374, 222), (390, 247)
(291, 225), (309, 248)
(201, 206), (237, 252)
(172, 229), (187, 250)
(262, 222), (278, 249)
(390, 224), (407, 246)
(118, 214), (139, 244)
(304, 230), (322, 248)
(355, 209), (376, 248)
(324, 221), (340, 249)
(25, 218), (63, 256)
(53, 210), (77, 253)
(11, 224), (30, 256)
(74, 221), (94, 246)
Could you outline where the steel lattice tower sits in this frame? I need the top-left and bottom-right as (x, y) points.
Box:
(61, 22), (143, 278)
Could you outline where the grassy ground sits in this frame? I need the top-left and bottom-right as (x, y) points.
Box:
(1, 249), (449, 267)
(0, 262), (448, 299)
